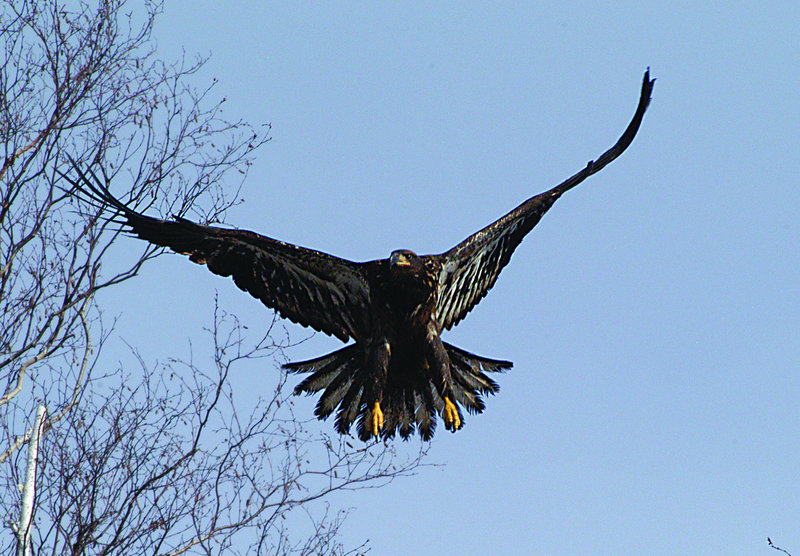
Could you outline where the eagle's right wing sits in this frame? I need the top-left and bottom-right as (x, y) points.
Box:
(63, 164), (374, 343)
(435, 70), (655, 331)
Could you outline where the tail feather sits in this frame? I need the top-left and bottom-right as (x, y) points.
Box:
(287, 342), (512, 441)
(285, 344), (359, 394)
(445, 342), (510, 417)
(445, 342), (512, 378)
(452, 363), (500, 394)
(355, 405), (371, 441)
(398, 388), (416, 439)
(415, 388), (437, 441)
(451, 379), (485, 414)
(313, 358), (358, 420)
(335, 381), (364, 435)
(381, 387), (416, 440)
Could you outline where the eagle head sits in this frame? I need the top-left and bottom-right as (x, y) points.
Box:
(389, 249), (419, 270)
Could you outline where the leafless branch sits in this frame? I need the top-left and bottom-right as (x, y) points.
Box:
(768, 538), (793, 556)
(1, 0), (268, 463)
(10, 303), (428, 555)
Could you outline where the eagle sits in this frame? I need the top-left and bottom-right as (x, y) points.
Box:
(65, 70), (654, 441)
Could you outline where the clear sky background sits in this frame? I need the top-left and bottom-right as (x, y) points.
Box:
(104, 3), (799, 555)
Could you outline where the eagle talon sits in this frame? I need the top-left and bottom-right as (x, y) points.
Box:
(443, 396), (461, 431)
(371, 401), (384, 437)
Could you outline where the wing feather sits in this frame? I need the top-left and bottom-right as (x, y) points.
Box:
(62, 163), (372, 342)
(435, 70), (655, 330)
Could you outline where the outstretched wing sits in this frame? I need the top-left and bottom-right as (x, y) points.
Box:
(435, 70), (655, 331)
(62, 164), (373, 342)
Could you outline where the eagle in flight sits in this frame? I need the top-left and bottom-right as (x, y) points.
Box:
(66, 71), (654, 441)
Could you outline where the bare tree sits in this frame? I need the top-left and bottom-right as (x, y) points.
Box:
(0, 0), (262, 465)
(26, 303), (425, 554)
(1, 1), (426, 553)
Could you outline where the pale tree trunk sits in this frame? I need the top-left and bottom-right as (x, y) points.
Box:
(14, 405), (46, 556)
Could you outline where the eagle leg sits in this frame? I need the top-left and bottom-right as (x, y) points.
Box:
(443, 396), (461, 431)
(365, 340), (390, 439)
(371, 401), (384, 437)
(424, 326), (462, 432)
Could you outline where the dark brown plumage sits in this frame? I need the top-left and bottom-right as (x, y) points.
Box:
(63, 70), (654, 441)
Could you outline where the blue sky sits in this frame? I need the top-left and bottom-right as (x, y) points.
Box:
(107, 3), (799, 554)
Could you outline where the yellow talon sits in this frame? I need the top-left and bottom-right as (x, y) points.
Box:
(371, 401), (384, 437)
(443, 396), (461, 431)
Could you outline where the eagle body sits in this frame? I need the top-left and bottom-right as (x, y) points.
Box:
(288, 250), (504, 440)
(65, 71), (654, 441)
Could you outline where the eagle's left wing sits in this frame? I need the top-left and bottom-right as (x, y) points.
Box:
(435, 70), (655, 331)
(62, 163), (374, 343)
